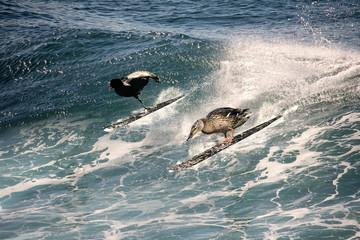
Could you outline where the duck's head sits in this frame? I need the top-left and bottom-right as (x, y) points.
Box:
(242, 109), (253, 120)
(109, 78), (124, 92)
(186, 119), (205, 141)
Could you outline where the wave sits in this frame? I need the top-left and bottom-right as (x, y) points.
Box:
(1, 30), (359, 239)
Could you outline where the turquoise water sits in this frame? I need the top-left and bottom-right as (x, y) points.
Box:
(1, 0), (360, 239)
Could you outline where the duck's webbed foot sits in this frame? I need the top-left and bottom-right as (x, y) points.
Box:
(219, 133), (231, 144)
(220, 138), (231, 144)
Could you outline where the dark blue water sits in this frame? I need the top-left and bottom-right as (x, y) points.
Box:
(1, 0), (360, 239)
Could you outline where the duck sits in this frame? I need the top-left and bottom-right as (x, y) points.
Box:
(109, 71), (161, 109)
(187, 107), (252, 144)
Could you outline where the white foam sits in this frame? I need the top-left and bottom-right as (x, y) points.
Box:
(154, 87), (183, 105)
(334, 112), (360, 125)
(259, 203), (360, 239)
(322, 161), (354, 202)
(180, 189), (235, 206)
(0, 150), (9, 157)
(283, 105), (299, 117)
(103, 127), (115, 133)
(102, 202), (227, 240)
(239, 126), (325, 197)
(69, 89), (187, 184)
(0, 116), (95, 198)
(212, 38), (360, 120)
(234, 110), (360, 238)
(67, 133), (144, 186)
(0, 177), (64, 199)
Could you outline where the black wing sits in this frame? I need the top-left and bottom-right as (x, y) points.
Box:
(124, 77), (149, 94)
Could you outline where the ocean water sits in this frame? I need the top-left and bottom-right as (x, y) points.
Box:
(1, 0), (360, 239)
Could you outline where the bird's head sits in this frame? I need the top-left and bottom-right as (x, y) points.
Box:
(186, 119), (205, 141)
(154, 76), (161, 83)
(109, 78), (124, 92)
(242, 110), (253, 121)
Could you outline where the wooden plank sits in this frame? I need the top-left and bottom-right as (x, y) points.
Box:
(104, 95), (184, 131)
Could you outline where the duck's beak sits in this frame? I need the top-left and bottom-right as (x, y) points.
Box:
(186, 134), (193, 142)
(109, 87), (112, 92)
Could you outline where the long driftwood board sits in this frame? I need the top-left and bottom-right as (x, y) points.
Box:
(104, 95), (184, 131)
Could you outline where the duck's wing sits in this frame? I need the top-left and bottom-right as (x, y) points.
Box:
(206, 107), (248, 119)
(206, 108), (251, 131)
(126, 71), (160, 82)
(125, 71), (155, 79)
(124, 77), (149, 94)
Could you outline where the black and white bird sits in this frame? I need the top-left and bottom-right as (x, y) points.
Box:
(109, 71), (161, 109)
(187, 108), (252, 144)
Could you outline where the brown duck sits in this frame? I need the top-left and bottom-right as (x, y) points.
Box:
(187, 107), (252, 144)
(109, 71), (161, 109)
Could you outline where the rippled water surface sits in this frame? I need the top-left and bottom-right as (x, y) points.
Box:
(1, 0), (360, 239)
